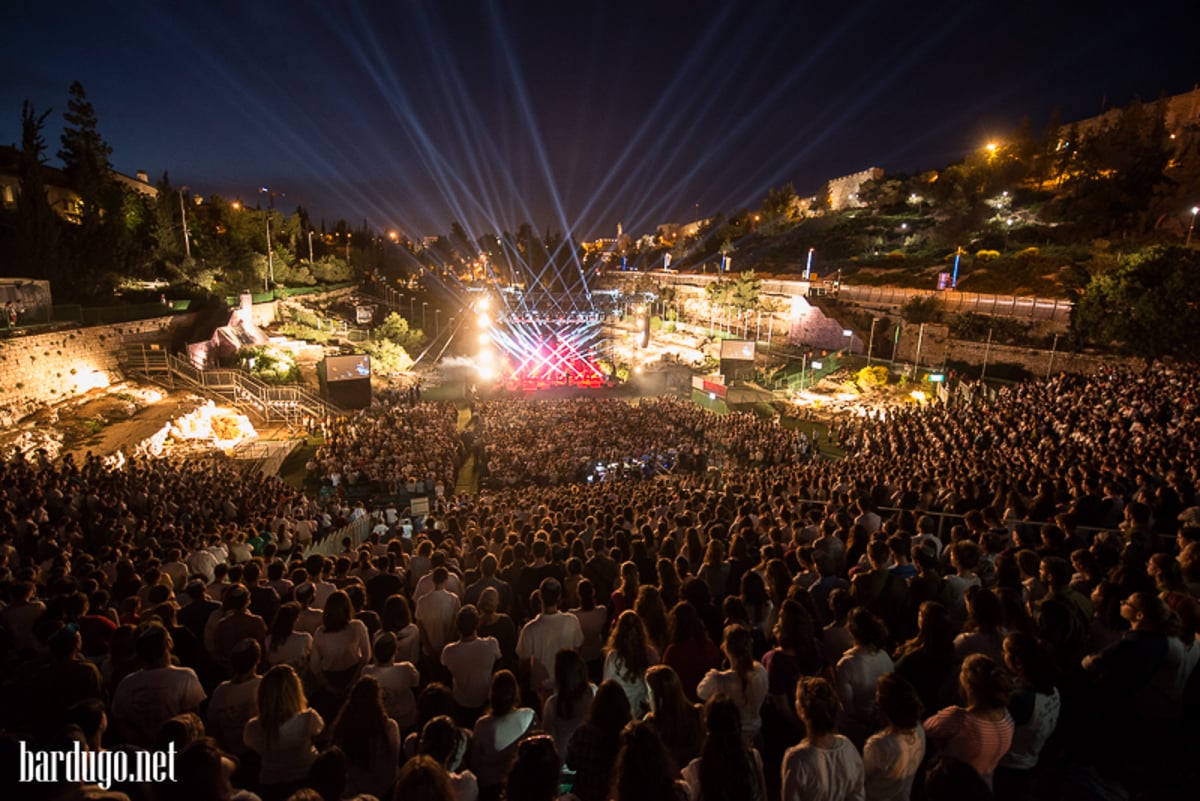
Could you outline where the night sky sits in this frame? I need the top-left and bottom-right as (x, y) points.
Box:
(4, 1), (1198, 241)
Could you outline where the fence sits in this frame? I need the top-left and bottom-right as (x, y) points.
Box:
(837, 285), (1071, 323)
(122, 345), (341, 424)
(305, 515), (372, 557)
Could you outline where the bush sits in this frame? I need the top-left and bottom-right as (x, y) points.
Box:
(1015, 246), (1040, 260)
(238, 345), (300, 384)
(854, 365), (890, 391)
(355, 339), (414, 375)
(975, 249), (1000, 261)
(900, 295), (943, 324)
(886, 250), (906, 260)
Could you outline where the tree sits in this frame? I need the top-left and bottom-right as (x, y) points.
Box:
(1072, 246), (1200, 361)
(10, 101), (64, 282)
(57, 81), (114, 233)
(375, 311), (425, 353)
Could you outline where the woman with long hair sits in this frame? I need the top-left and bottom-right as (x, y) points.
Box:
(382, 593), (422, 666)
(418, 714), (478, 801)
(894, 601), (958, 716)
(542, 648), (596, 757)
(310, 590), (371, 719)
(739, 571), (772, 656)
(634, 585), (670, 655)
(564, 680), (632, 801)
(392, 754), (457, 801)
(470, 669), (537, 798)
(657, 558), (683, 609)
(644, 664), (703, 773)
(603, 610), (658, 715)
(954, 586), (1006, 664)
(761, 598), (823, 796)
(265, 601), (311, 672)
(330, 676), (402, 798)
(610, 562), (639, 616)
(698, 540), (730, 601)
(503, 734), (562, 801)
(924, 654), (1015, 791)
(697, 624), (769, 744)
(662, 601), (722, 702)
(682, 694), (767, 801)
(609, 720), (689, 801)
(782, 677), (864, 801)
(244, 664), (324, 795)
(835, 608), (895, 748)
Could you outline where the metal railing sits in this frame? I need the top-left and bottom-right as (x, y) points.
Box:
(305, 515), (372, 557)
(122, 345), (343, 424)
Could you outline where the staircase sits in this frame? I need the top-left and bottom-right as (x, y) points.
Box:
(121, 345), (345, 425)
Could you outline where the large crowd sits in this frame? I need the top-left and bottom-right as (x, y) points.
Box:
(1, 365), (1198, 801)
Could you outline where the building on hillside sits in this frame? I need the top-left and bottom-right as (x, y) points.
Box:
(0, 145), (158, 221)
(826, 167), (883, 211)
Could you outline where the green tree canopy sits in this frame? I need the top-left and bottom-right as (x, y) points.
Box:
(1072, 246), (1200, 361)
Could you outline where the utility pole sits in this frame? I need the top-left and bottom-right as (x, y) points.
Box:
(265, 214), (273, 293)
(178, 189), (191, 259)
(981, 327), (993, 381)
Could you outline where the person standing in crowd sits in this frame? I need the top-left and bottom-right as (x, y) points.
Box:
(698, 623), (768, 745)
(517, 578), (584, 700)
(924, 654), (1015, 791)
(244, 665), (324, 798)
(441, 604), (502, 726)
(781, 676), (864, 801)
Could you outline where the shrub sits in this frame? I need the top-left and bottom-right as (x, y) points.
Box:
(975, 249), (1000, 261)
(1015, 246), (1040, 260)
(238, 345), (300, 384)
(854, 365), (890, 391)
(886, 250), (906, 260)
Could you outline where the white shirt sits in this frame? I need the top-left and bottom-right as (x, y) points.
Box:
(863, 727), (925, 801)
(516, 611), (584, 688)
(697, 663), (769, 742)
(416, 588), (462, 656)
(782, 735), (865, 801)
(311, 620), (371, 673)
(207, 677), (261, 755)
(362, 661), (421, 729)
(112, 665), (207, 746)
(835, 647), (895, 743)
(244, 708), (324, 784)
(264, 631), (312, 672)
(442, 637), (503, 708)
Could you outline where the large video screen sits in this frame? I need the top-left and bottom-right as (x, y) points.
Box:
(720, 340), (755, 361)
(325, 354), (371, 382)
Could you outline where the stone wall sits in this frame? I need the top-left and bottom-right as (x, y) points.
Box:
(894, 323), (1138, 377)
(0, 300), (287, 427)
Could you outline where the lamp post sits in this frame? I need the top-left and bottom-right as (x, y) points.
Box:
(345, 233), (352, 265)
(867, 317), (879, 365)
(422, 302), (428, 330)
(810, 360), (823, 390)
(435, 308), (441, 334)
(308, 230), (315, 267)
(1188, 206), (1199, 247)
(178, 188), (191, 259)
(409, 296), (415, 320)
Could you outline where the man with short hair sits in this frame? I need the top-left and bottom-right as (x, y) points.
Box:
(515, 578), (583, 693)
(112, 622), (206, 746)
(415, 566), (461, 660)
(464, 553), (514, 613)
(441, 605), (502, 724)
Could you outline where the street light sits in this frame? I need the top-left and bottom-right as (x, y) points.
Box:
(1188, 206), (1199, 247)
(422, 302), (428, 330)
(867, 318), (879, 365)
(308, 230), (316, 266)
(435, 308), (441, 334)
(264, 212), (274, 293)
